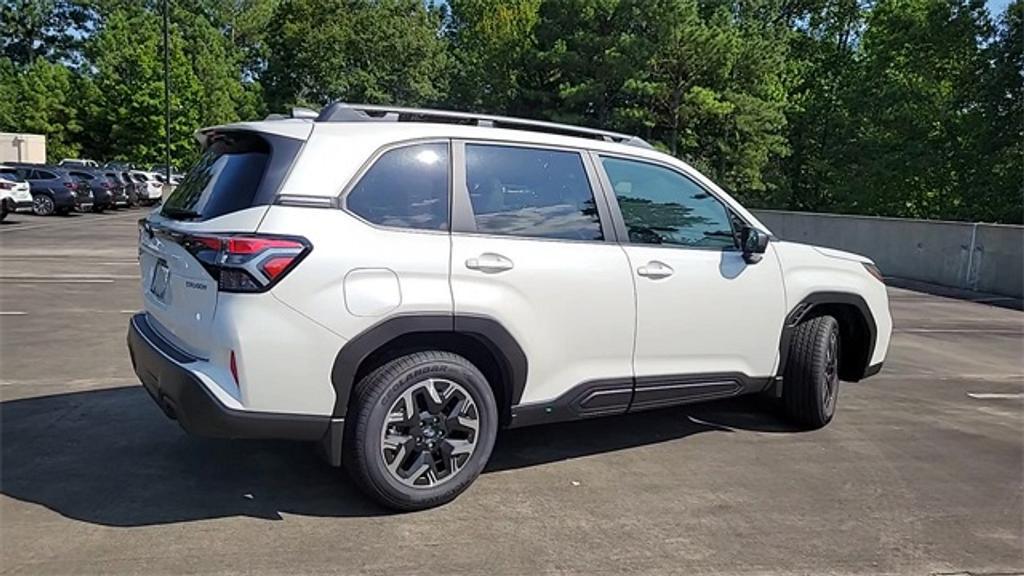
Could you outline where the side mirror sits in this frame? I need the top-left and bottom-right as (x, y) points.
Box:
(741, 227), (769, 264)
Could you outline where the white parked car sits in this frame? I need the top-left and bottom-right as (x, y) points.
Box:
(58, 158), (100, 169)
(0, 165), (34, 220)
(129, 170), (165, 205)
(127, 104), (892, 510)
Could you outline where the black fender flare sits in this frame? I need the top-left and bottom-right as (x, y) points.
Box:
(329, 313), (528, 419)
(775, 291), (877, 382)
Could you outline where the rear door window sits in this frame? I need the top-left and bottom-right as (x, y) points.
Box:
(161, 131), (301, 221)
(345, 143), (450, 231)
(464, 144), (602, 241)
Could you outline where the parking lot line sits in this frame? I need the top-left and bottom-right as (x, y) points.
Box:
(0, 279), (115, 284)
(896, 328), (1022, 334)
(966, 392), (1024, 400)
(0, 311), (27, 316)
(0, 212), (136, 233)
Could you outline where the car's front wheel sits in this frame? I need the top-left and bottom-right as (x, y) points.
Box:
(344, 351), (498, 511)
(782, 315), (841, 429)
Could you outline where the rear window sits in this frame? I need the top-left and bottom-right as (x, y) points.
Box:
(161, 131), (301, 221)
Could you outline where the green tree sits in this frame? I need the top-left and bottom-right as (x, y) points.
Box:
(0, 56), (83, 161)
(445, 0), (542, 114)
(975, 0), (1023, 223)
(264, 0), (450, 110)
(0, 0), (95, 66)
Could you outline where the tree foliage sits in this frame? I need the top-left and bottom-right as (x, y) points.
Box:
(0, 0), (1019, 222)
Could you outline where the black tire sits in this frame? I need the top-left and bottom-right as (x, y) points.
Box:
(32, 194), (55, 216)
(781, 315), (841, 429)
(343, 351), (498, 511)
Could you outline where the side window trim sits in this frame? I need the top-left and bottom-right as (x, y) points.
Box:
(338, 138), (452, 234)
(588, 151), (744, 251)
(450, 139), (617, 244)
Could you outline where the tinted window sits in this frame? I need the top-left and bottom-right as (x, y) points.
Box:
(601, 157), (736, 249)
(346, 143), (449, 231)
(70, 171), (93, 180)
(465, 144), (602, 241)
(161, 131), (297, 221)
(35, 170), (57, 180)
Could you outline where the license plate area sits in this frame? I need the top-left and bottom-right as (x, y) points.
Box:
(150, 259), (170, 300)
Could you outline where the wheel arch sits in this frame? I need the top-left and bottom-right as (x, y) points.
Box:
(330, 314), (527, 426)
(777, 292), (877, 383)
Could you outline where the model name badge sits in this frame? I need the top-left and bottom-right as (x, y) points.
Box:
(185, 280), (208, 291)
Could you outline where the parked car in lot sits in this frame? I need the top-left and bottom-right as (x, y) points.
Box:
(129, 171), (164, 205)
(65, 169), (118, 212)
(7, 164), (93, 215)
(118, 170), (144, 206)
(126, 103), (893, 511)
(58, 158), (100, 169)
(99, 169), (132, 207)
(0, 166), (34, 220)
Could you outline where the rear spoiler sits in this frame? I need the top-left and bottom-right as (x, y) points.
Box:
(194, 118), (313, 149)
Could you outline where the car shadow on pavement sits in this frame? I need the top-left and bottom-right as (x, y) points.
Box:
(0, 386), (798, 526)
(488, 394), (799, 472)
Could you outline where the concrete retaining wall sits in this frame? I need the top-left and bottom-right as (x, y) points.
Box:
(752, 210), (1023, 298)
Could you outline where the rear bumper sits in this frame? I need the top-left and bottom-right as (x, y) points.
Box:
(126, 313), (329, 441)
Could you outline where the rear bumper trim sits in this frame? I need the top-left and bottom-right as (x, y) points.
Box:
(126, 313), (330, 441)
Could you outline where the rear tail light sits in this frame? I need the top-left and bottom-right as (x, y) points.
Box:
(181, 233), (311, 293)
(64, 181), (77, 190)
(0, 181), (12, 190)
(102, 181), (112, 189)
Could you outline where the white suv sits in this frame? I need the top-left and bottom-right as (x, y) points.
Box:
(127, 104), (892, 510)
(0, 165), (33, 220)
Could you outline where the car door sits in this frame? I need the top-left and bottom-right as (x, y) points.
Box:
(593, 154), (787, 411)
(449, 141), (636, 416)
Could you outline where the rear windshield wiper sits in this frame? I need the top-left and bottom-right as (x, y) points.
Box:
(161, 206), (202, 220)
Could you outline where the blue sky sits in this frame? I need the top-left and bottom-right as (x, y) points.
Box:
(987, 0), (1012, 15)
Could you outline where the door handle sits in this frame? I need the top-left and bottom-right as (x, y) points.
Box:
(466, 253), (514, 273)
(637, 260), (674, 279)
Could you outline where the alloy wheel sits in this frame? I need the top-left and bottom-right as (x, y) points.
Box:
(33, 195), (54, 216)
(379, 378), (480, 488)
(822, 328), (839, 412)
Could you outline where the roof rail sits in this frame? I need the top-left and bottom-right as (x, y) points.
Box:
(264, 107), (319, 121)
(316, 102), (653, 149)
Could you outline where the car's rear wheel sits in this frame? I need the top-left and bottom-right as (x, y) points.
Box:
(344, 351), (498, 511)
(32, 194), (55, 216)
(781, 315), (840, 429)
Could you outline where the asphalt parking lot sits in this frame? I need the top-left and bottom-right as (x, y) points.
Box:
(1, 209), (1021, 575)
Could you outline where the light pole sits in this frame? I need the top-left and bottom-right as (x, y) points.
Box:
(163, 0), (171, 182)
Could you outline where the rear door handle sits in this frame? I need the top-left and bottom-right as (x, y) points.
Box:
(466, 253), (514, 273)
(637, 260), (674, 279)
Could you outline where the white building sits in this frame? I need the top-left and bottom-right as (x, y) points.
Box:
(0, 133), (47, 164)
